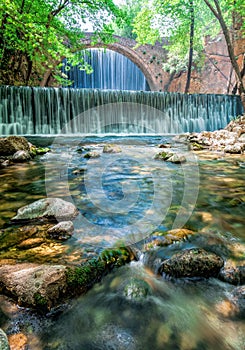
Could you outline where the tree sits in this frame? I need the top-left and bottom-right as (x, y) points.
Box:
(203, 0), (244, 96)
(0, 0), (119, 86)
(132, 0), (245, 97)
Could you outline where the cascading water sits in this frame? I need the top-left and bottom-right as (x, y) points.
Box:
(0, 86), (243, 135)
(62, 48), (150, 91)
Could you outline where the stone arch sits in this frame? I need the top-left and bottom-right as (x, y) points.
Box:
(79, 34), (168, 91)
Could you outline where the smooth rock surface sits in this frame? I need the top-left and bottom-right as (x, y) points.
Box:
(11, 198), (79, 222)
(0, 263), (67, 310)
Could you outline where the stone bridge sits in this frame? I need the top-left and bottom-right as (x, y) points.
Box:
(78, 33), (241, 96)
(81, 33), (169, 91)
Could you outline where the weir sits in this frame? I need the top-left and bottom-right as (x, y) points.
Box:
(0, 85), (243, 135)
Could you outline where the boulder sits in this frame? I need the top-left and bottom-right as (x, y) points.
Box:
(47, 221), (74, 240)
(0, 328), (10, 350)
(224, 143), (245, 153)
(11, 198), (79, 223)
(0, 263), (68, 310)
(0, 136), (30, 156)
(219, 264), (245, 285)
(159, 248), (224, 278)
(12, 150), (31, 162)
(154, 151), (186, 163)
(84, 151), (100, 159)
(103, 144), (122, 153)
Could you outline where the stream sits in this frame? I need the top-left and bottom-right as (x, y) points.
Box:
(0, 135), (244, 349)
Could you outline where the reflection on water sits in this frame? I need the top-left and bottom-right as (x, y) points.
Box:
(0, 135), (244, 349)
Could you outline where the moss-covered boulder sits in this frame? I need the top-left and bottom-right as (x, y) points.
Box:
(0, 136), (30, 156)
(159, 248), (224, 278)
(0, 247), (133, 312)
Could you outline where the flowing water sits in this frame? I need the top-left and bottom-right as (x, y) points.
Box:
(0, 86), (243, 135)
(0, 135), (244, 349)
(62, 49), (150, 91)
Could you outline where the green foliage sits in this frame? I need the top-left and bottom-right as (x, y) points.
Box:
(0, 0), (120, 86)
(132, 0), (244, 77)
(110, 0), (145, 39)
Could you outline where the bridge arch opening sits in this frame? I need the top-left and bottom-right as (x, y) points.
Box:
(62, 48), (151, 91)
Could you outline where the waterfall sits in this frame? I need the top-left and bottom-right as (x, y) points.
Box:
(0, 86), (243, 135)
(62, 49), (150, 91)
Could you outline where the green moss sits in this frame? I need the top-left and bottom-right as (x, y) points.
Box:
(66, 248), (131, 291)
(34, 292), (48, 309)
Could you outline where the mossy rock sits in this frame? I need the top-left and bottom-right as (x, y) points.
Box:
(0, 136), (30, 156)
(159, 248), (224, 278)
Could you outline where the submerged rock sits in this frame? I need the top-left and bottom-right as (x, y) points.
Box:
(159, 248), (224, 278)
(123, 278), (151, 301)
(47, 221), (74, 240)
(229, 285), (245, 318)
(0, 328), (10, 350)
(8, 333), (28, 350)
(103, 144), (122, 153)
(11, 198), (79, 223)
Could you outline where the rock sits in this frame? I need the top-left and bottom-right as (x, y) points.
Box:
(12, 150), (31, 162)
(159, 248), (224, 278)
(159, 143), (172, 148)
(8, 333), (27, 350)
(0, 136), (30, 156)
(103, 144), (122, 153)
(47, 221), (74, 240)
(154, 151), (186, 163)
(224, 143), (245, 153)
(123, 278), (151, 301)
(166, 154), (186, 163)
(0, 263), (67, 311)
(93, 325), (136, 350)
(0, 328), (10, 350)
(219, 264), (245, 285)
(11, 198), (79, 223)
(144, 228), (195, 250)
(229, 286), (245, 318)
(84, 151), (100, 159)
(0, 159), (10, 167)
(154, 151), (173, 160)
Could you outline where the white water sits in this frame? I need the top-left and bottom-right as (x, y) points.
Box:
(62, 48), (150, 91)
(0, 86), (243, 135)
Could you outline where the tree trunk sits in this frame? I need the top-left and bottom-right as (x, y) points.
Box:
(185, 0), (194, 93)
(203, 0), (245, 97)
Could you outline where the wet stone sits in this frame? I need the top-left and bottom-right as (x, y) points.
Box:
(123, 278), (151, 301)
(47, 221), (74, 240)
(219, 264), (245, 285)
(103, 144), (122, 153)
(11, 198), (79, 222)
(159, 248), (224, 279)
